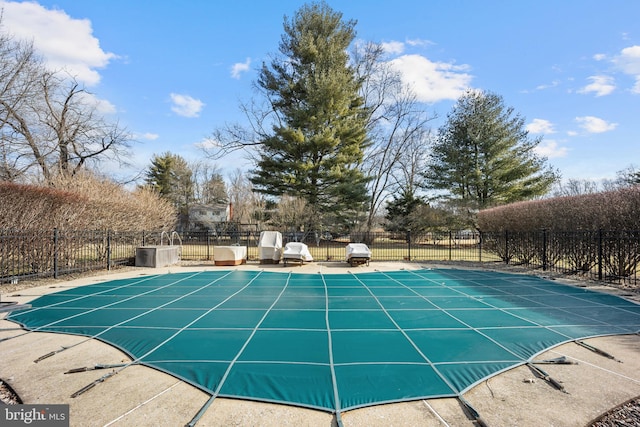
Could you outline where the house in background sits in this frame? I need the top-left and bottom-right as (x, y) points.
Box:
(187, 202), (232, 230)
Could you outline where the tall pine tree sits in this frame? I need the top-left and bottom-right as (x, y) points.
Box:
(424, 90), (558, 210)
(145, 152), (194, 214)
(250, 2), (370, 228)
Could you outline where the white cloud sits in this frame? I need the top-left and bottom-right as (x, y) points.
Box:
(99, 99), (117, 115)
(75, 91), (116, 114)
(91, 97), (117, 115)
(535, 80), (560, 91)
(231, 58), (251, 79)
(381, 41), (405, 55)
(593, 53), (607, 61)
(615, 45), (640, 74)
(527, 119), (555, 134)
(170, 93), (205, 118)
(388, 54), (473, 103)
(194, 137), (220, 150)
(613, 45), (640, 93)
(380, 39), (434, 55)
(534, 140), (568, 159)
(575, 116), (617, 133)
(1, 1), (117, 86)
(405, 38), (434, 48)
(140, 133), (159, 141)
(578, 75), (616, 96)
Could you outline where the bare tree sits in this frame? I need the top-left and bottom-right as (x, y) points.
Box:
(0, 30), (43, 180)
(204, 99), (272, 162)
(190, 160), (228, 205)
(41, 72), (130, 177)
(269, 195), (314, 234)
(227, 169), (266, 225)
(354, 42), (434, 232)
(0, 23), (131, 182)
(396, 128), (432, 198)
(552, 178), (601, 197)
(551, 165), (640, 198)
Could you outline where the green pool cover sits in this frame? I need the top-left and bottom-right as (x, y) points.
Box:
(7, 268), (640, 413)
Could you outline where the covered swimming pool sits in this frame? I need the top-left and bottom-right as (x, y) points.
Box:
(7, 268), (640, 421)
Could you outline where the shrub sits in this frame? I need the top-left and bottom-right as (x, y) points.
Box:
(0, 173), (177, 231)
(478, 186), (640, 278)
(478, 185), (640, 232)
(0, 182), (85, 230)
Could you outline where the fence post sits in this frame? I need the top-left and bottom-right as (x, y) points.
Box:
(478, 231), (482, 262)
(597, 229), (603, 280)
(53, 228), (59, 279)
(504, 230), (509, 264)
(449, 230), (453, 261)
(542, 229), (548, 271)
(244, 231), (249, 262)
(406, 231), (412, 261)
(326, 236), (330, 261)
(107, 230), (112, 271)
(207, 231), (211, 260)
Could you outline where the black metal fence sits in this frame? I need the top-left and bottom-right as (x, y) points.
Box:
(0, 229), (163, 282)
(483, 229), (640, 285)
(1, 229), (638, 287)
(177, 230), (489, 264)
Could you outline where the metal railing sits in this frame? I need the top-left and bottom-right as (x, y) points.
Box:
(0, 229), (160, 282)
(1, 229), (638, 288)
(176, 230), (492, 264)
(482, 229), (640, 285)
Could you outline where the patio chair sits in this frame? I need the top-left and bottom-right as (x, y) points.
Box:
(345, 243), (371, 266)
(282, 242), (313, 266)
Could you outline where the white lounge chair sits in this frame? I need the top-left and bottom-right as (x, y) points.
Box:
(282, 242), (313, 266)
(345, 243), (371, 266)
(258, 231), (283, 264)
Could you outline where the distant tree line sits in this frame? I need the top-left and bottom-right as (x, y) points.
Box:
(2, 4), (638, 236)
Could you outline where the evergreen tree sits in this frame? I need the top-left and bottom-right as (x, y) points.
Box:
(145, 152), (194, 213)
(617, 165), (640, 186)
(145, 153), (172, 196)
(250, 2), (370, 227)
(384, 189), (425, 233)
(424, 90), (558, 209)
(202, 173), (228, 204)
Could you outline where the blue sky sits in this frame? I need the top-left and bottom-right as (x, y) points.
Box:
(2, 0), (639, 186)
